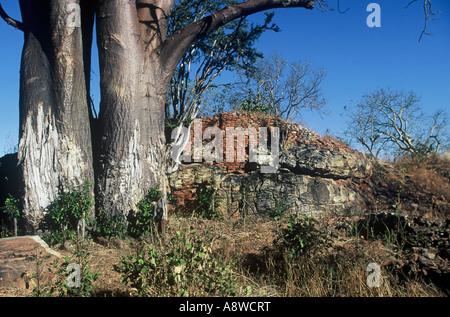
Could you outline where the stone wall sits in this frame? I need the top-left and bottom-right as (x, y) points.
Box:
(168, 112), (373, 217)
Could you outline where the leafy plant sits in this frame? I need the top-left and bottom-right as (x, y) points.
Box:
(197, 178), (222, 220)
(239, 90), (270, 114)
(1, 193), (20, 236)
(42, 182), (93, 245)
(116, 227), (237, 297)
(275, 214), (327, 258)
(267, 200), (292, 221)
(93, 211), (128, 240)
(116, 245), (165, 296)
(129, 185), (162, 237)
(165, 229), (237, 296)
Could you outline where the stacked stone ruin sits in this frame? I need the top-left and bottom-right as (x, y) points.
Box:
(168, 112), (372, 217)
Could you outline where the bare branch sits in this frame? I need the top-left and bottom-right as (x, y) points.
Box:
(404, 0), (439, 42)
(0, 3), (24, 31)
(337, 0), (349, 14)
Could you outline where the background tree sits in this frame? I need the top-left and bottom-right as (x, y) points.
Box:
(344, 88), (449, 159)
(342, 101), (388, 159)
(229, 51), (327, 122)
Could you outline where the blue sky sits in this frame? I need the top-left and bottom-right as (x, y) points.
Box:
(1, 0), (449, 156)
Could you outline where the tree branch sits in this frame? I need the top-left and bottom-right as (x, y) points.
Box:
(0, 3), (24, 31)
(159, 0), (315, 76)
(405, 0), (439, 42)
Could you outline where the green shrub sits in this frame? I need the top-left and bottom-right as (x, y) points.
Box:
(275, 214), (327, 258)
(197, 178), (222, 220)
(42, 182), (93, 245)
(129, 185), (162, 237)
(93, 212), (128, 240)
(116, 227), (237, 297)
(239, 91), (270, 114)
(1, 193), (20, 237)
(116, 245), (165, 296)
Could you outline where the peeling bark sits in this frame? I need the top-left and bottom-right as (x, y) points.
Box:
(95, 0), (165, 218)
(17, 0), (94, 232)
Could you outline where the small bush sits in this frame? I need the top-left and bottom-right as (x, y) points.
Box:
(42, 182), (93, 245)
(1, 193), (20, 237)
(116, 227), (237, 297)
(116, 246), (164, 296)
(93, 212), (128, 240)
(197, 178), (222, 220)
(129, 185), (162, 237)
(275, 214), (328, 258)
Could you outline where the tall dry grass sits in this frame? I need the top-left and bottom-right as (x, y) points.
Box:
(162, 214), (445, 297)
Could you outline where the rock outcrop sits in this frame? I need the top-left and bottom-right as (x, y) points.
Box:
(168, 112), (373, 217)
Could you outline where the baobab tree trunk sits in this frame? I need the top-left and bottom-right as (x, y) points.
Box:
(3, 0), (316, 230)
(95, 0), (168, 218)
(17, 0), (94, 232)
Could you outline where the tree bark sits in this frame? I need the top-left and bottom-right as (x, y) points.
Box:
(95, 0), (166, 218)
(17, 0), (94, 232)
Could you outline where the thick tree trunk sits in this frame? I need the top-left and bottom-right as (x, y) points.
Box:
(17, 0), (94, 232)
(95, 0), (166, 219)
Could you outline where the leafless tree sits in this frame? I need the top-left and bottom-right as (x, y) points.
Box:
(239, 52), (327, 122)
(343, 102), (388, 159)
(345, 88), (448, 159)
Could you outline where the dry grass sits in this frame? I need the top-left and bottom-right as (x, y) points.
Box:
(397, 154), (450, 204)
(152, 214), (446, 297)
(1, 212), (445, 297)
